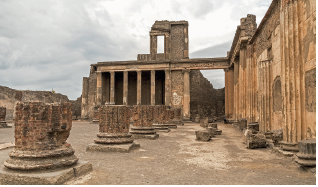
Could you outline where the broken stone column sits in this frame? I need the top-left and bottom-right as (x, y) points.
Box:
(246, 132), (266, 149)
(152, 105), (170, 132)
(130, 105), (159, 140)
(87, 105), (140, 152)
(91, 106), (99, 124)
(165, 109), (177, 129)
(295, 138), (316, 167)
(1, 102), (92, 185)
(0, 106), (10, 128)
(207, 123), (222, 135)
(171, 107), (184, 126)
(195, 130), (211, 141)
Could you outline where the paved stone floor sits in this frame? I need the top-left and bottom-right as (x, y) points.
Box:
(0, 122), (316, 185)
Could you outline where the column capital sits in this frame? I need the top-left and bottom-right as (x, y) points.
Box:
(96, 71), (102, 75)
(151, 70), (156, 74)
(164, 69), (170, 73)
(182, 69), (191, 74)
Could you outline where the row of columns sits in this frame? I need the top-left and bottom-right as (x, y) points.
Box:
(96, 70), (171, 106)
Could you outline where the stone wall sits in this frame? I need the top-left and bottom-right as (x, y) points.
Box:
(190, 70), (225, 120)
(0, 85), (82, 120)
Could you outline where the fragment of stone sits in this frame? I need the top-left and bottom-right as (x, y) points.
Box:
(200, 117), (208, 128)
(246, 132), (266, 149)
(206, 127), (216, 137)
(91, 106), (100, 124)
(215, 130), (222, 135)
(195, 130), (211, 141)
(237, 119), (247, 131)
(152, 105), (171, 132)
(1, 102), (92, 185)
(247, 122), (259, 131)
(130, 105), (159, 140)
(295, 138), (316, 167)
(270, 129), (283, 145)
(208, 123), (217, 129)
(87, 105), (140, 152)
(0, 106), (11, 128)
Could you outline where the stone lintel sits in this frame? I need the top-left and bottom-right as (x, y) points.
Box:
(0, 161), (92, 185)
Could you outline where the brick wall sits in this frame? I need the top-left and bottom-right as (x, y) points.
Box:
(99, 105), (130, 133)
(190, 70), (225, 119)
(0, 106), (5, 121)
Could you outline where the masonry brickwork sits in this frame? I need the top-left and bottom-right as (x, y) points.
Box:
(190, 70), (225, 120)
(4, 102), (78, 170)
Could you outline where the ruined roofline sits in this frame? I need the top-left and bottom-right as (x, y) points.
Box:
(249, 0), (277, 44)
(228, 25), (241, 63)
(92, 57), (228, 67)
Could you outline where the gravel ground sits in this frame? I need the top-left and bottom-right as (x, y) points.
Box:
(0, 121), (315, 185)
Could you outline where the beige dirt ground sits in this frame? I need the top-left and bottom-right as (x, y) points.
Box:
(0, 121), (315, 185)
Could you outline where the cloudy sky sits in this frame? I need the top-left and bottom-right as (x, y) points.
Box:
(0, 0), (272, 100)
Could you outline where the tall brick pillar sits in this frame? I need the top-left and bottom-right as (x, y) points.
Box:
(137, 70), (142, 105)
(151, 70), (156, 105)
(87, 105), (140, 152)
(4, 102), (78, 170)
(110, 71), (115, 104)
(182, 69), (191, 121)
(165, 69), (171, 106)
(123, 71), (128, 105)
(96, 71), (102, 106)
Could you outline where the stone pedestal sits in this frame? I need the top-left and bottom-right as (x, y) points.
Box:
(200, 118), (208, 128)
(129, 105), (159, 140)
(248, 122), (259, 131)
(0, 107), (10, 128)
(172, 107), (184, 126)
(165, 109), (177, 128)
(152, 105), (170, 132)
(246, 132), (266, 149)
(207, 123), (222, 135)
(194, 114), (200, 123)
(295, 138), (316, 167)
(280, 141), (299, 152)
(1, 102), (91, 184)
(87, 105), (140, 152)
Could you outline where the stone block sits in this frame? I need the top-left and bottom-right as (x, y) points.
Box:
(246, 133), (266, 149)
(206, 127), (216, 137)
(270, 129), (283, 145)
(215, 130), (222, 135)
(238, 119), (247, 131)
(195, 130), (211, 141)
(247, 122), (259, 131)
(208, 123), (217, 129)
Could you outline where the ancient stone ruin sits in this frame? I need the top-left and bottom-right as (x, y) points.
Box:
(152, 105), (170, 132)
(1, 102), (92, 185)
(130, 105), (159, 140)
(86, 105), (140, 152)
(0, 106), (10, 128)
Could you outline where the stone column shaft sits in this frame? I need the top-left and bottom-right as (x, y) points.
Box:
(123, 71), (128, 105)
(96, 72), (102, 106)
(110, 71), (115, 104)
(151, 70), (155, 105)
(182, 69), (190, 120)
(137, 71), (142, 105)
(165, 69), (171, 106)
(81, 77), (89, 118)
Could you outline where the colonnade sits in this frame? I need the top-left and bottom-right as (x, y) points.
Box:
(95, 70), (171, 106)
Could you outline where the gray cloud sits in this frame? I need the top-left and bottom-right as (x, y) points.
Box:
(0, 0), (271, 100)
